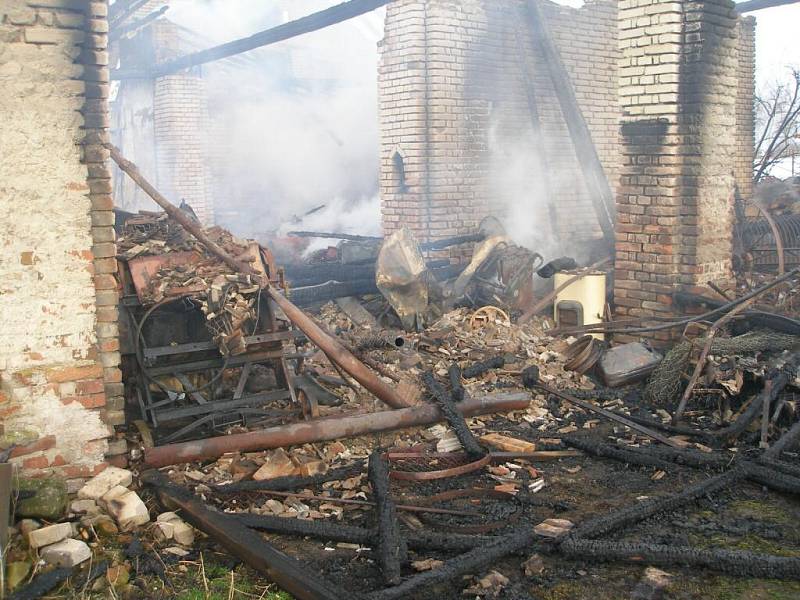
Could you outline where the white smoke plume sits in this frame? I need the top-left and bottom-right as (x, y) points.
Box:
(162, 0), (385, 238)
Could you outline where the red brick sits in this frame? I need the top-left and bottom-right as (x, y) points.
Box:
(10, 435), (56, 459)
(62, 393), (106, 409)
(76, 379), (105, 395)
(47, 364), (103, 383)
(22, 455), (49, 470)
(99, 338), (120, 353)
(104, 367), (122, 383)
(107, 454), (128, 468)
(93, 274), (117, 290)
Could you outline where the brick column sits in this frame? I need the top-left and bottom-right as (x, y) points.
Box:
(734, 16), (756, 203)
(152, 19), (215, 224)
(379, 0), (430, 240)
(615, 0), (739, 341)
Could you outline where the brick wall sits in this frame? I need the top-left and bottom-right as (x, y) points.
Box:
(735, 16), (755, 203)
(614, 0), (740, 342)
(380, 0), (756, 326)
(0, 0), (122, 481)
(378, 0), (619, 255)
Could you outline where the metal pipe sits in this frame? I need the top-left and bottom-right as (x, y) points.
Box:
(266, 287), (411, 409)
(144, 392), (530, 467)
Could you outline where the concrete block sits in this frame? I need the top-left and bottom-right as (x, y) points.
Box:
(27, 522), (73, 549)
(77, 466), (132, 499)
(40, 538), (92, 567)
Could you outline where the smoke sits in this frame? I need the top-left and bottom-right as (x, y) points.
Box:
(163, 0), (384, 238)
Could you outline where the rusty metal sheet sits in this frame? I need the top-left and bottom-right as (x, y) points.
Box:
(127, 251), (203, 302)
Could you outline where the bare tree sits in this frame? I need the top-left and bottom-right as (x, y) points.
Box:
(754, 67), (800, 182)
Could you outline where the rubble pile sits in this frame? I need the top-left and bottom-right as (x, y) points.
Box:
(2, 466), (197, 597)
(117, 211), (266, 355)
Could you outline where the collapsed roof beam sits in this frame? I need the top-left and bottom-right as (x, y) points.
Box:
(736, 0), (800, 12)
(112, 0), (392, 80)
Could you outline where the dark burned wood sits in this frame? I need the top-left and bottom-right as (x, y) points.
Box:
(461, 356), (505, 379)
(234, 512), (493, 553)
(422, 372), (487, 458)
(214, 461), (365, 493)
(368, 451), (407, 585)
(369, 529), (538, 600)
(560, 539), (800, 580)
(112, 0), (393, 79)
(524, 0), (615, 247)
(447, 364), (465, 402)
(736, 0), (800, 12)
(535, 384), (681, 448)
(9, 562), (108, 600)
(141, 471), (353, 600)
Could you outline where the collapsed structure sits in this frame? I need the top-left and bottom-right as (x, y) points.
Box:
(3, 0), (800, 599)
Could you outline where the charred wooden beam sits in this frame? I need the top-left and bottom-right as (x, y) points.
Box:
(368, 451), (407, 584)
(109, 6), (168, 42)
(233, 513), (493, 553)
(524, 0), (615, 247)
(560, 538), (800, 580)
(141, 471), (354, 600)
(369, 529), (538, 600)
(112, 0), (393, 79)
(571, 469), (742, 540)
(422, 372), (487, 458)
(736, 0), (800, 12)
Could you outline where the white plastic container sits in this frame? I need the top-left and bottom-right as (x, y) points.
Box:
(553, 271), (606, 340)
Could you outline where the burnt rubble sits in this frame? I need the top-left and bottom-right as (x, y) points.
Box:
(7, 151), (800, 599)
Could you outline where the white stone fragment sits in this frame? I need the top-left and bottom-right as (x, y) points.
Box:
(172, 521), (195, 546)
(40, 538), (92, 567)
(106, 490), (150, 531)
(70, 499), (100, 515)
(154, 521), (175, 541)
(78, 467), (133, 500)
(27, 523), (73, 549)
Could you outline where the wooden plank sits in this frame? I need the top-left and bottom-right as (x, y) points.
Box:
(113, 0), (393, 79)
(524, 0), (616, 247)
(336, 296), (378, 328)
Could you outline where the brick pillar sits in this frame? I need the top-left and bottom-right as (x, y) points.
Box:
(379, 0), (430, 241)
(734, 16), (756, 203)
(151, 19), (215, 224)
(615, 0), (739, 340)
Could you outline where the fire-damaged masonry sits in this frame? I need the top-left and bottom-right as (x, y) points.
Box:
(0, 1), (121, 479)
(7, 0), (800, 599)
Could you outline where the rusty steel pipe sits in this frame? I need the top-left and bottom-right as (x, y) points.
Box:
(109, 145), (411, 410)
(144, 392), (530, 467)
(266, 287), (410, 409)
